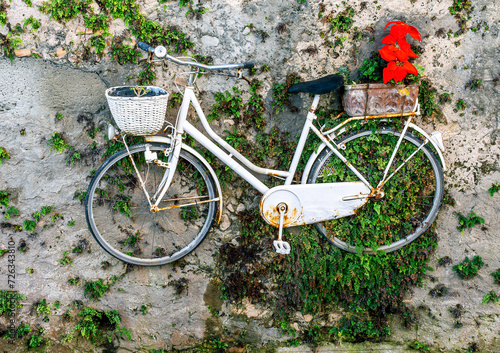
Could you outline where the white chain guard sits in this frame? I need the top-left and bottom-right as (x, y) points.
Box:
(260, 182), (371, 228)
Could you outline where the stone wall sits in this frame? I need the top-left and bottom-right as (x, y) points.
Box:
(0, 0), (499, 352)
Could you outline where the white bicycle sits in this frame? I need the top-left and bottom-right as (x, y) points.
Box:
(85, 42), (446, 266)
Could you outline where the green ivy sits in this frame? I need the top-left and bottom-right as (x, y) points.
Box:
(482, 290), (499, 305)
(0, 0), (7, 26)
(449, 0), (473, 16)
(453, 256), (484, 280)
(10, 324), (31, 339)
(488, 181), (500, 197)
(243, 79), (266, 132)
(0, 190), (19, 221)
(329, 6), (356, 33)
(27, 328), (46, 348)
(89, 35), (107, 57)
(137, 61), (157, 85)
(358, 57), (383, 83)
(35, 299), (52, 320)
(271, 73), (300, 114)
(207, 87), (242, 122)
(22, 16), (41, 33)
(418, 80), (438, 117)
(71, 307), (132, 344)
(83, 12), (109, 32)
(456, 211), (484, 234)
(0, 290), (26, 316)
(39, 0), (91, 23)
(110, 40), (140, 64)
(47, 132), (69, 154)
(23, 219), (36, 233)
(276, 226), (437, 314)
(84, 277), (119, 300)
(0, 32), (23, 63)
(329, 316), (390, 342)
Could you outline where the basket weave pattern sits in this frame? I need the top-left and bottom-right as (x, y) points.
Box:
(106, 86), (169, 135)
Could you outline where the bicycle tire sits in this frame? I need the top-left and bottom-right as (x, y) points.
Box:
(307, 128), (444, 253)
(85, 142), (217, 266)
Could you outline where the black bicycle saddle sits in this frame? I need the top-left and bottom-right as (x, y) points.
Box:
(288, 74), (344, 95)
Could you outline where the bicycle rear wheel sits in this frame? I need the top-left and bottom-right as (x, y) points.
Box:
(85, 143), (217, 266)
(307, 128), (444, 253)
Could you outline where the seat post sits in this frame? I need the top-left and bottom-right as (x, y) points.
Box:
(308, 95), (321, 120)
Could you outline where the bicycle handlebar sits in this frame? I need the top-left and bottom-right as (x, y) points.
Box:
(137, 42), (254, 71)
(138, 42), (155, 53)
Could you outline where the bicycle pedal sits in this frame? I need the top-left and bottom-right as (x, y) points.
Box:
(273, 240), (291, 255)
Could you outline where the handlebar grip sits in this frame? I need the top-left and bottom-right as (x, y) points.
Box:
(242, 62), (255, 69)
(138, 42), (154, 53)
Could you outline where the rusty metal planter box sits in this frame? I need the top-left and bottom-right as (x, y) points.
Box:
(342, 83), (419, 117)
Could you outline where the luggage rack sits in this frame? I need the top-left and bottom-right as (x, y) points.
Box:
(320, 101), (422, 138)
(318, 102), (446, 171)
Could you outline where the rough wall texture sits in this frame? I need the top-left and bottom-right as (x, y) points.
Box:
(0, 0), (499, 352)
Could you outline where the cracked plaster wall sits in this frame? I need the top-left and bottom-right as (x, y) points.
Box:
(0, 0), (499, 352)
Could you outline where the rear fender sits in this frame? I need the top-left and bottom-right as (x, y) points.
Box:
(301, 127), (447, 184)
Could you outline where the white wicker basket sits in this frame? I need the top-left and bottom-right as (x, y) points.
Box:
(105, 86), (169, 135)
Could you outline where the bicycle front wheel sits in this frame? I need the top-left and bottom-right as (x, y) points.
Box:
(85, 143), (217, 266)
(307, 128), (444, 253)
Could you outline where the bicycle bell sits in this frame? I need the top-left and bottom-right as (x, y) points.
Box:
(154, 46), (167, 58)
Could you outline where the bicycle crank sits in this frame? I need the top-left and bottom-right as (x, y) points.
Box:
(272, 203), (291, 255)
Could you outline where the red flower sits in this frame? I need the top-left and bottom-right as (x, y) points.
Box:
(379, 45), (409, 62)
(383, 60), (419, 84)
(384, 20), (421, 41)
(380, 36), (419, 61)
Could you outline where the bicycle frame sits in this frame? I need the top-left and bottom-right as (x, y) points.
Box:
(144, 85), (378, 212)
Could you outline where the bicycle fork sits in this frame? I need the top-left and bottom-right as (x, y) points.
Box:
(121, 134), (181, 212)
